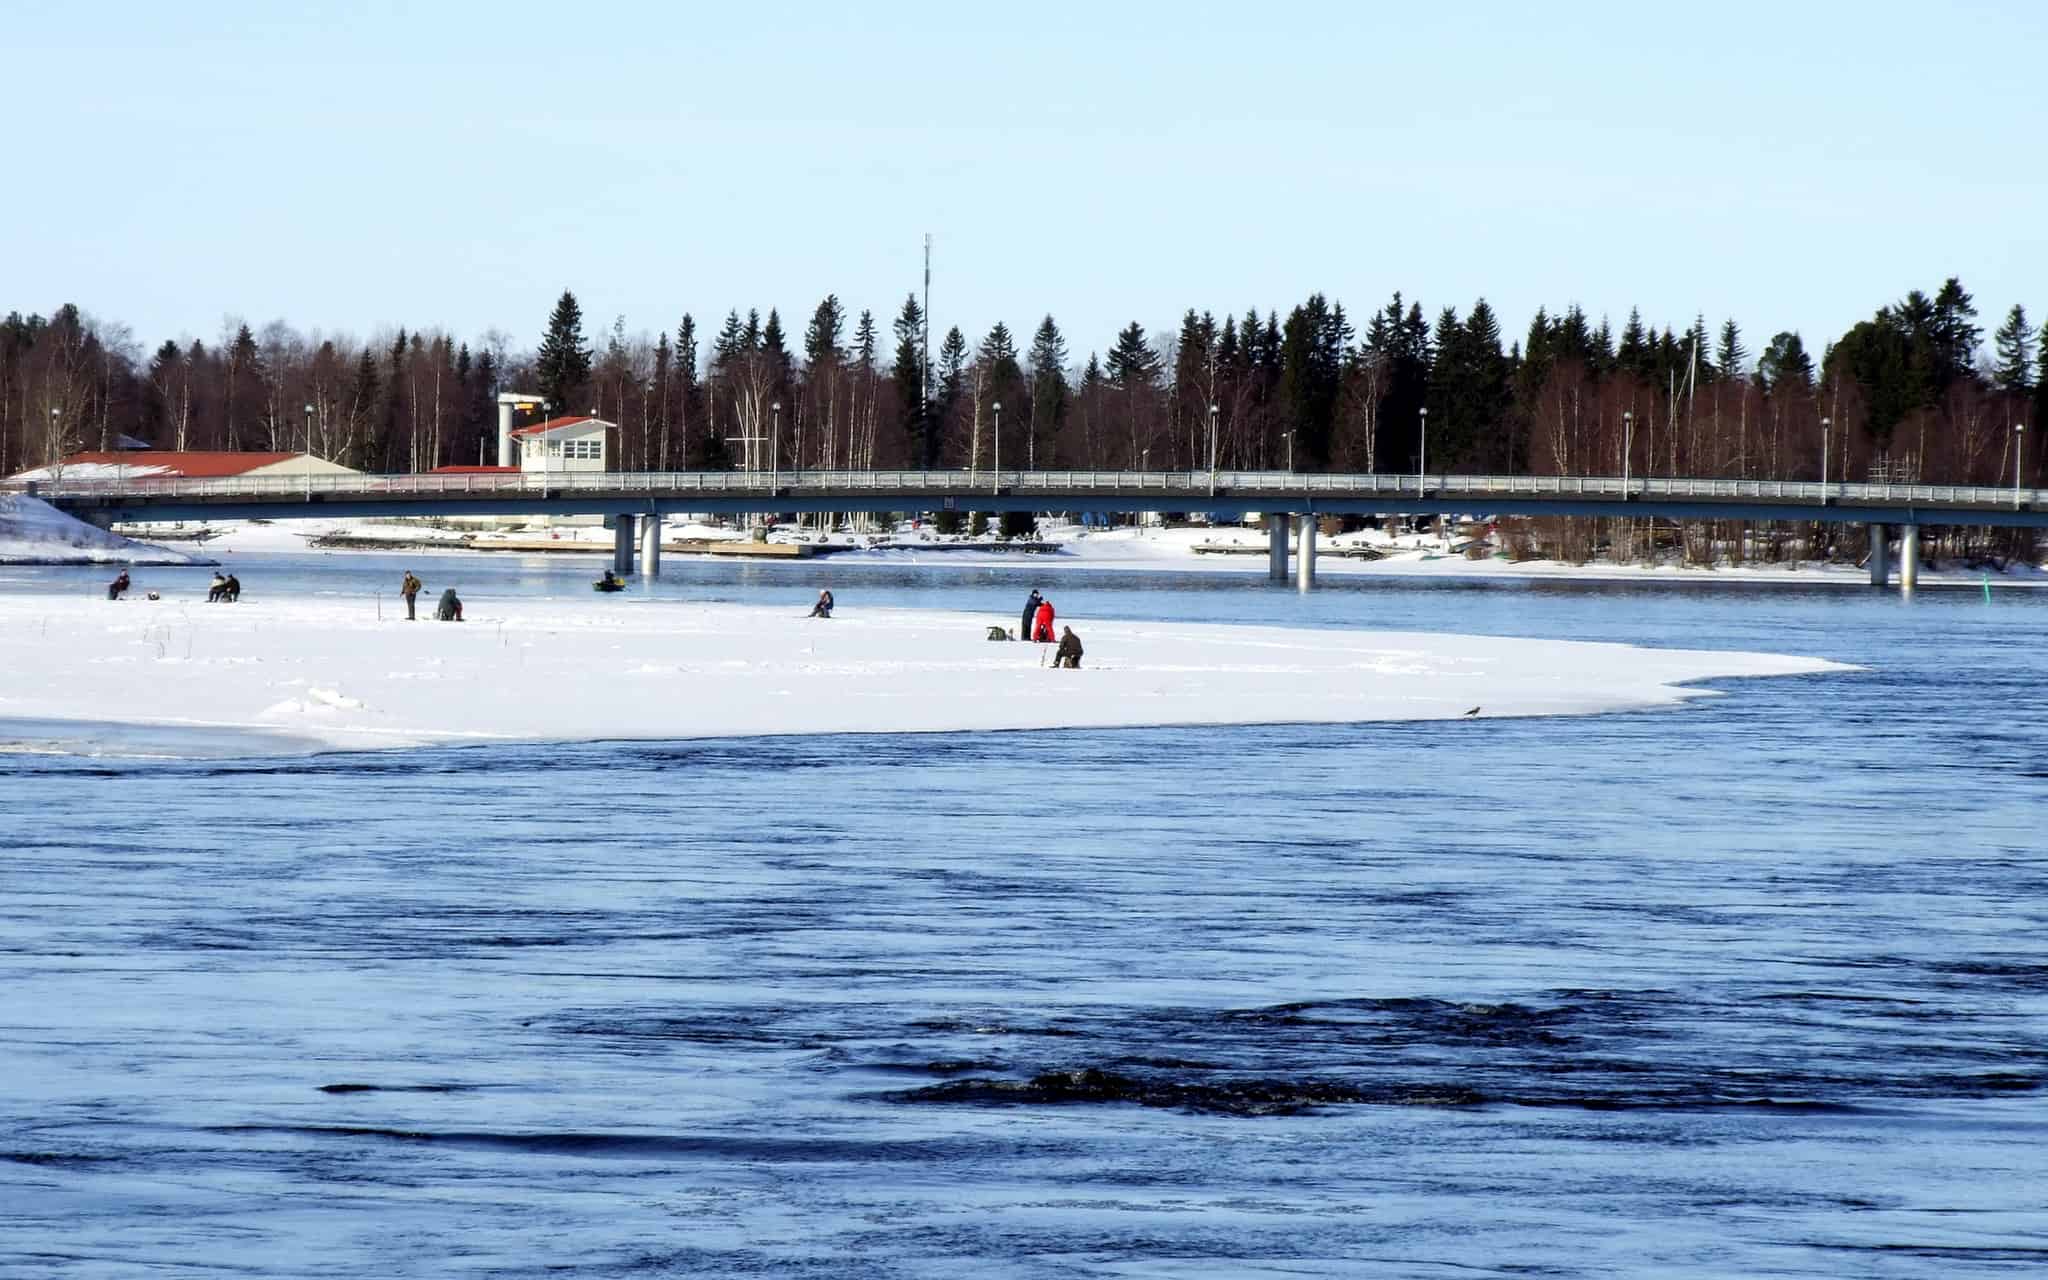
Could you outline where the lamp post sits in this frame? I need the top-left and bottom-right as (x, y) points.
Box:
(1418, 406), (1428, 497)
(992, 400), (1002, 495)
(1821, 416), (1831, 502)
(1208, 402), (1219, 497)
(1282, 431), (1292, 474)
(771, 401), (782, 500)
(1622, 410), (1633, 496)
(541, 400), (553, 499)
(2017, 421), (2027, 509)
(302, 403), (314, 500)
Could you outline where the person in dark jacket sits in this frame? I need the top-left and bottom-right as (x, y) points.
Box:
(808, 589), (834, 618)
(1020, 589), (1042, 639)
(400, 571), (423, 619)
(222, 574), (241, 602)
(436, 587), (463, 621)
(1053, 626), (1083, 669)
(107, 571), (130, 600)
(207, 572), (228, 602)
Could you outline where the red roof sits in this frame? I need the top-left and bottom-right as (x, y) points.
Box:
(510, 415), (608, 438)
(430, 465), (519, 473)
(55, 450), (304, 478)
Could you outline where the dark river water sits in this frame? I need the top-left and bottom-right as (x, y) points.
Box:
(3, 552), (2046, 1277)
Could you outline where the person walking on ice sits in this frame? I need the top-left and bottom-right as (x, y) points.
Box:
(401, 571), (422, 620)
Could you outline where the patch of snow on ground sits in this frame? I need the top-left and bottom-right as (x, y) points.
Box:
(0, 494), (210, 566)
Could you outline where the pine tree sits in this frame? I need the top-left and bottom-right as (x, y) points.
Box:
(1106, 322), (1160, 467)
(1027, 316), (1069, 468)
(1715, 319), (1748, 382)
(1992, 304), (2036, 392)
(934, 325), (968, 462)
(1617, 308), (1651, 378)
(978, 322), (1024, 435)
(535, 290), (592, 413)
(890, 294), (931, 466)
(2036, 335), (2048, 437)
(1930, 277), (1980, 388)
(676, 314), (717, 468)
(803, 296), (845, 367)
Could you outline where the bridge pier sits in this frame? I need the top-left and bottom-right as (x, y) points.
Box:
(613, 515), (635, 577)
(640, 514), (662, 578)
(1899, 524), (1919, 593)
(1268, 517), (1288, 581)
(1867, 523), (1889, 586)
(1296, 514), (1317, 590)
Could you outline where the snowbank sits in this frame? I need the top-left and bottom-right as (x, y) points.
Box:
(111, 513), (2046, 587)
(0, 590), (1853, 754)
(0, 494), (210, 566)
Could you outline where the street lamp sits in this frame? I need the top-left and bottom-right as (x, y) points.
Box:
(1821, 416), (1831, 502)
(1281, 431), (1292, 474)
(771, 401), (782, 498)
(1418, 406), (1428, 497)
(992, 400), (1002, 495)
(302, 403), (314, 500)
(2017, 421), (2027, 509)
(1208, 402), (1219, 497)
(541, 400), (554, 498)
(1622, 410), (1633, 496)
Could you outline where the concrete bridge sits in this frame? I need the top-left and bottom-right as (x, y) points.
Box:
(15, 468), (2044, 590)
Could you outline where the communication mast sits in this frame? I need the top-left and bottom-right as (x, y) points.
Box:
(921, 234), (932, 443)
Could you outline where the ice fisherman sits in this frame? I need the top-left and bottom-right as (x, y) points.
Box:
(106, 570), (130, 601)
(808, 589), (834, 619)
(401, 571), (423, 620)
(222, 574), (241, 603)
(1053, 626), (1083, 669)
(436, 587), (463, 621)
(207, 572), (228, 602)
(1032, 597), (1056, 643)
(1020, 589), (1042, 638)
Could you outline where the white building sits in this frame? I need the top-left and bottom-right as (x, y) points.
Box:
(510, 416), (613, 475)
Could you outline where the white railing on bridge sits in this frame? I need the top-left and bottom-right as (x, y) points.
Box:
(6, 467), (2041, 511)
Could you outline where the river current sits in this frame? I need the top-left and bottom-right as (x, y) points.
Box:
(3, 553), (2045, 1277)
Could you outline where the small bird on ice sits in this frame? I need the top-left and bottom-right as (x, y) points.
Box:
(1462, 706), (1480, 717)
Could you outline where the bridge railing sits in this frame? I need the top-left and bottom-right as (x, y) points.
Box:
(6, 467), (2039, 510)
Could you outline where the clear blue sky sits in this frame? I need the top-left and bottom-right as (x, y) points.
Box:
(11, 0), (2044, 367)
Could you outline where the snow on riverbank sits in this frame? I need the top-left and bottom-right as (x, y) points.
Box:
(0, 590), (1853, 754)
(112, 512), (2047, 587)
(0, 495), (211, 566)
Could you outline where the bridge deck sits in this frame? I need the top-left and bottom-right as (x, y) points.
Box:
(11, 469), (2045, 527)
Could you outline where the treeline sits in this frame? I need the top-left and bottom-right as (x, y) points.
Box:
(6, 280), (2046, 491)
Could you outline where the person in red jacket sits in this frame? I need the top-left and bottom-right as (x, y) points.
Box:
(1032, 598), (1055, 642)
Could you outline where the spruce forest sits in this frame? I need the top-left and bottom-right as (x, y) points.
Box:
(5, 282), (2044, 500)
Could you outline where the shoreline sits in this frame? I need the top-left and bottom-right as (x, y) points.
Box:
(55, 517), (2048, 590)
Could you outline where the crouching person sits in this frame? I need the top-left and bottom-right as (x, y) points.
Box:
(1053, 625), (1083, 669)
(436, 587), (463, 621)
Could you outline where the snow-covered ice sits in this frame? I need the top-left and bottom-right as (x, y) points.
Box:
(0, 588), (1852, 753)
